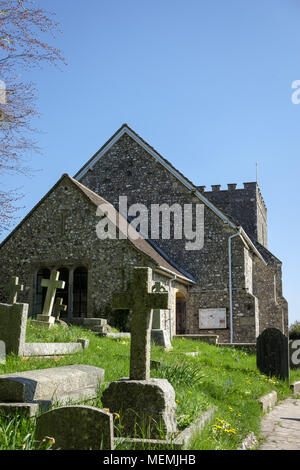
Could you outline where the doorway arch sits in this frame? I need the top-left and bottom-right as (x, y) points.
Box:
(176, 291), (186, 334)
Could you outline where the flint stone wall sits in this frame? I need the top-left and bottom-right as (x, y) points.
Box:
(0, 177), (173, 327)
(79, 133), (287, 342)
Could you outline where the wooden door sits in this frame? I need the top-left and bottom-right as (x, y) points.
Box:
(176, 298), (186, 334)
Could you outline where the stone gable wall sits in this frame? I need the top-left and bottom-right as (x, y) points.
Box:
(0, 178), (163, 319)
(78, 133), (287, 342)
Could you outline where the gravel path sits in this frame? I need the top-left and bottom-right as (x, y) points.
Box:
(260, 397), (300, 450)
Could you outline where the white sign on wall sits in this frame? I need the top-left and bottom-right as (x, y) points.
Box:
(199, 308), (227, 329)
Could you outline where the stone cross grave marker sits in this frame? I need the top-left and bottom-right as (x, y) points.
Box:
(257, 327), (289, 381)
(53, 297), (67, 320)
(7, 276), (24, 304)
(36, 269), (65, 327)
(112, 267), (169, 380)
(41, 270), (65, 316)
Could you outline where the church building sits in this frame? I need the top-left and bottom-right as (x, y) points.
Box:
(0, 124), (288, 343)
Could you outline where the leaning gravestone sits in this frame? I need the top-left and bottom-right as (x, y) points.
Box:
(35, 406), (114, 450)
(102, 267), (177, 439)
(35, 269), (65, 329)
(0, 276), (27, 355)
(257, 328), (289, 381)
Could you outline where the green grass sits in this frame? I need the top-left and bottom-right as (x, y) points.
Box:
(1, 325), (300, 450)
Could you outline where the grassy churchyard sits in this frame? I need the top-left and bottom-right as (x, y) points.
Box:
(1, 322), (299, 451)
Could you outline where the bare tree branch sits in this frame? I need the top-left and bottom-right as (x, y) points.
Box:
(0, 0), (65, 233)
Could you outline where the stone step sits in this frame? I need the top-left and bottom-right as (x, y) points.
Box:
(0, 364), (105, 405)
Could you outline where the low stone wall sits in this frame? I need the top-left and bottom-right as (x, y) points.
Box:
(258, 391), (277, 413)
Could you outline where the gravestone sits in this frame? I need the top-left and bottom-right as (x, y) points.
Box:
(7, 276), (24, 304)
(102, 267), (177, 438)
(53, 297), (68, 328)
(35, 269), (65, 329)
(35, 406), (114, 450)
(256, 328), (289, 380)
(53, 297), (67, 320)
(0, 277), (28, 355)
(151, 282), (172, 350)
(112, 267), (171, 380)
(0, 275), (90, 360)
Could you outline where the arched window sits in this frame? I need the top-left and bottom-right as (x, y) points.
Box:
(35, 268), (50, 315)
(73, 267), (88, 317)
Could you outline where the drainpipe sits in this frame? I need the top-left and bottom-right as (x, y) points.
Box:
(228, 228), (242, 343)
(168, 274), (177, 340)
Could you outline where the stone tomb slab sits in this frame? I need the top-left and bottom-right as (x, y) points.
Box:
(36, 406), (114, 450)
(102, 378), (177, 439)
(0, 364), (104, 407)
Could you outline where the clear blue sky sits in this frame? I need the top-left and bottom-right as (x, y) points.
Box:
(2, 0), (300, 324)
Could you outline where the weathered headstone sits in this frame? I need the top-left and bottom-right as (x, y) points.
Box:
(102, 267), (177, 438)
(102, 377), (177, 438)
(35, 269), (65, 329)
(0, 277), (28, 355)
(257, 328), (289, 380)
(35, 406), (114, 450)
